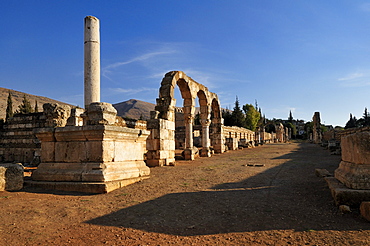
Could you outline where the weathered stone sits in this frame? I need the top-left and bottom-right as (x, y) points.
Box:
(0, 163), (24, 191)
(84, 16), (100, 108)
(360, 202), (370, 221)
(325, 177), (370, 206)
(335, 131), (370, 189)
(32, 124), (150, 190)
(315, 168), (332, 177)
(43, 103), (71, 127)
(86, 102), (117, 125)
(312, 112), (322, 144)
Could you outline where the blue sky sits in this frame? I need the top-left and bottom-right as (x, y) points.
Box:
(2, 1), (370, 126)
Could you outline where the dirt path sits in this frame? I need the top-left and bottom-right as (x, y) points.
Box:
(1, 141), (370, 245)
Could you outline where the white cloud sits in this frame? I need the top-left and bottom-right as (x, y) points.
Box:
(338, 72), (364, 81)
(107, 87), (158, 95)
(338, 71), (370, 87)
(102, 48), (179, 80)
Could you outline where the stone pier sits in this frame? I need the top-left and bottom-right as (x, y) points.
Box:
(84, 16), (100, 108)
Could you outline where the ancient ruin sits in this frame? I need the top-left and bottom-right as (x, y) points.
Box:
(323, 126), (370, 207)
(146, 71), (225, 166)
(312, 112), (322, 144)
(0, 16), (283, 193)
(27, 16), (150, 193)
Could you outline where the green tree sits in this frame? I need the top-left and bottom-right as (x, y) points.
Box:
(222, 108), (233, 126)
(288, 110), (293, 123)
(362, 107), (370, 126)
(231, 96), (245, 127)
(6, 92), (13, 122)
(34, 100), (39, 113)
(345, 113), (358, 129)
(17, 95), (33, 114)
(243, 103), (260, 131)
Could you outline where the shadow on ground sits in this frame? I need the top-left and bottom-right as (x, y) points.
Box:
(87, 142), (370, 236)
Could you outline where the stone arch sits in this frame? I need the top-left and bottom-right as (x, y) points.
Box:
(146, 71), (224, 166)
(210, 97), (225, 153)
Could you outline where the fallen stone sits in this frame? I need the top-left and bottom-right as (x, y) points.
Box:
(339, 205), (351, 213)
(0, 163), (24, 191)
(360, 202), (370, 221)
(315, 169), (332, 177)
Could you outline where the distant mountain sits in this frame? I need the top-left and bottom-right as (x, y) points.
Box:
(113, 99), (155, 120)
(0, 87), (211, 122)
(0, 87), (74, 120)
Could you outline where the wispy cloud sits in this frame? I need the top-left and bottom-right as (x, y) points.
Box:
(102, 49), (178, 80)
(338, 71), (370, 87)
(338, 72), (364, 81)
(107, 87), (158, 95)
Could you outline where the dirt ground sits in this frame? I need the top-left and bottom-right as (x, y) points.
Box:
(1, 141), (370, 246)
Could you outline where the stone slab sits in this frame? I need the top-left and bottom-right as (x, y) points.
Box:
(325, 177), (370, 206)
(24, 176), (149, 194)
(0, 163), (24, 191)
(315, 168), (332, 177)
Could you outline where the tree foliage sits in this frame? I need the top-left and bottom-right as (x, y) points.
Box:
(6, 92), (13, 121)
(231, 97), (245, 127)
(222, 108), (233, 126)
(243, 103), (260, 131)
(17, 95), (33, 114)
(34, 100), (39, 113)
(288, 110), (293, 122)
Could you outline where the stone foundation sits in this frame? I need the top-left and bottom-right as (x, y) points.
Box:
(31, 102), (150, 193)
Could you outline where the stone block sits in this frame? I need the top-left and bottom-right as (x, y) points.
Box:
(0, 163), (24, 191)
(40, 142), (55, 162)
(341, 131), (370, 164)
(360, 202), (370, 221)
(55, 141), (88, 163)
(335, 161), (370, 189)
(325, 177), (370, 206)
(86, 102), (117, 125)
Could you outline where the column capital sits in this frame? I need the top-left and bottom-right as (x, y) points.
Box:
(200, 119), (211, 126)
(184, 115), (194, 125)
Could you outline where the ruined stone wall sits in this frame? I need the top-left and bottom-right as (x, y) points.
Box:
(0, 113), (46, 164)
(222, 126), (255, 149)
(337, 126), (370, 139)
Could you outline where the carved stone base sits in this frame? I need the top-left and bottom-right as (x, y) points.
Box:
(182, 147), (199, 160)
(25, 176), (149, 194)
(335, 161), (370, 190)
(200, 147), (212, 157)
(32, 124), (150, 193)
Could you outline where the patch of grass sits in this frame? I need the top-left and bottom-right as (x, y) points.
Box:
(0, 196), (10, 199)
(80, 199), (90, 202)
(180, 182), (190, 187)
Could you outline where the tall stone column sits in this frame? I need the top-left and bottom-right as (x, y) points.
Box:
(184, 114), (194, 149)
(200, 119), (211, 157)
(182, 114), (198, 160)
(84, 16), (100, 108)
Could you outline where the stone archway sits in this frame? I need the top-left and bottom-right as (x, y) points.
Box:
(146, 71), (224, 166)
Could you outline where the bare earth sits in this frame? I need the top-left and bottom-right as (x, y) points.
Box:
(1, 141), (370, 246)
